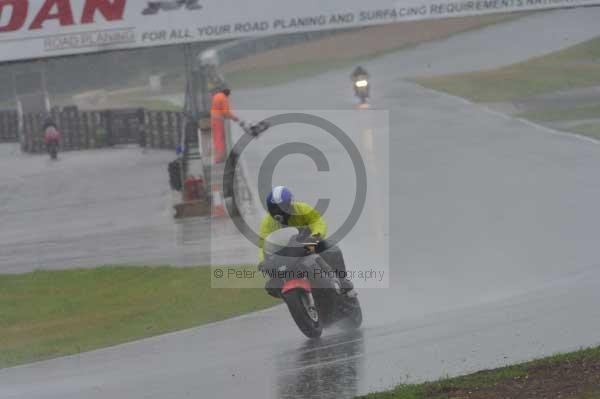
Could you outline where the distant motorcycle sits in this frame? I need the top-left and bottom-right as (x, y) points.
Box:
(351, 66), (370, 105)
(261, 227), (362, 338)
(353, 75), (370, 105)
(44, 125), (61, 160)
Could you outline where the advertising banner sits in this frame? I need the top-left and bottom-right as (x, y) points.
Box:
(0, 0), (598, 62)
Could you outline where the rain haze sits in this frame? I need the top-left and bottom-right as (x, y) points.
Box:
(1, 1), (600, 398)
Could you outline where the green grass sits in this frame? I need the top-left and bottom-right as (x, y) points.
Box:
(518, 103), (600, 122)
(570, 123), (600, 140)
(357, 346), (600, 398)
(225, 58), (358, 89)
(104, 91), (183, 111)
(0, 265), (277, 369)
(135, 98), (182, 111)
(516, 103), (600, 141)
(413, 36), (600, 102)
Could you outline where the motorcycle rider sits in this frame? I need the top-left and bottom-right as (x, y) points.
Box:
(258, 186), (354, 297)
(43, 118), (61, 154)
(351, 65), (369, 82)
(351, 66), (370, 104)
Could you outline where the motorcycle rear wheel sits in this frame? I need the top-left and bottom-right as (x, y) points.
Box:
(283, 289), (323, 338)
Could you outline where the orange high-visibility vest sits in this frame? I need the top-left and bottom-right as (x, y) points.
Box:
(211, 92), (236, 159)
(211, 92), (235, 120)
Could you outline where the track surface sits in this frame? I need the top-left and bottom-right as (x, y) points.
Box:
(2, 8), (600, 398)
(0, 146), (254, 273)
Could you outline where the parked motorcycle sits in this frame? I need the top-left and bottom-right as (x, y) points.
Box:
(262, 227), (362, 338)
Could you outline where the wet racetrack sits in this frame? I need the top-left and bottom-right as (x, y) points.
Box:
(2, 8), (600, 398)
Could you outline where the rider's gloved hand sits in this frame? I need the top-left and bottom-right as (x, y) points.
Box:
(305, 233), (321, 253)
(310, 233), (322, 244)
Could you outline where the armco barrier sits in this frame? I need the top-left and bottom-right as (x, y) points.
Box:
(0, 110), (18, 142)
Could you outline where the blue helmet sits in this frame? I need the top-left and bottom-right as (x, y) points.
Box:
(266, 186), (293, 219)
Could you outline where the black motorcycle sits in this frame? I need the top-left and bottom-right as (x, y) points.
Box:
(262, 227), (362, 338)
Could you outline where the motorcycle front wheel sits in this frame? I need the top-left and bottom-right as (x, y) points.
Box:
(283, 289), (323, 339)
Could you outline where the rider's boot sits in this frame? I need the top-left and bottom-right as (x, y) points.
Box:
(317, 242), (355, 296)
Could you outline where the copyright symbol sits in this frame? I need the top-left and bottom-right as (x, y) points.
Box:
(213, 269), (224, 278)
(223, 113), (367, 250)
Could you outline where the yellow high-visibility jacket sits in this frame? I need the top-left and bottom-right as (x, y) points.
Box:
(258, 201), (328, 262)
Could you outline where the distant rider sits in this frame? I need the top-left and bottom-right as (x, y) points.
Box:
(43, 119), (61, 149)
(351, 65), (369, 82)
(258, 186), (354, 297)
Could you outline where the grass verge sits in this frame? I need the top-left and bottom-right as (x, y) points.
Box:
(225, 58), (358, 90)
(413, 36), (600, 102)
(357, 346), (600, 399)
(103, 92), (183, 111)
(517, 103), (600, 122)
(571, 123), (600, 140)
(0, 265), (277, 369)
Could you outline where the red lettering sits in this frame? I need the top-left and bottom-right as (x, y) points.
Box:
(29, 0), (75, 30)
(81, 0), (126, 24)
(0, 0), (28, 32)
